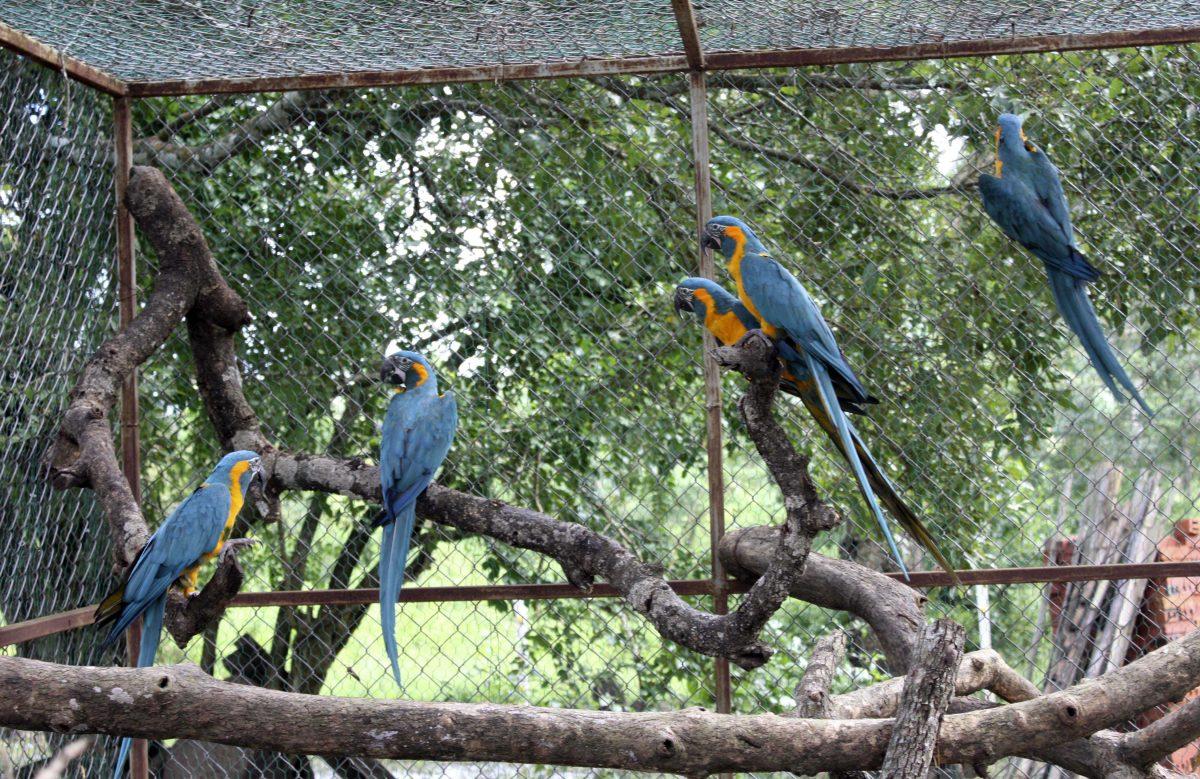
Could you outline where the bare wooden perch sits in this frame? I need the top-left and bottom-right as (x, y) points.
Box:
(3, 623), (1200, 776)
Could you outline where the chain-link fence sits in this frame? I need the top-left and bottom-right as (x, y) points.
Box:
(2, 6), (1200, 777)
(0, 49), (118, 777)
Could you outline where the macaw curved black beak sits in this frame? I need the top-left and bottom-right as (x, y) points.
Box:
(250, 459), (265, 489)
(701, 226), (723, 252)
(380, 357), (406, 387)
(673, 287), (695, 318)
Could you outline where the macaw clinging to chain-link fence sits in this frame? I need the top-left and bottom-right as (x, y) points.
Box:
(673, 277), (953, 575)
(377, 350), (457, 687)
(700, 216), (955, 580)
(978, 113), (1153, 416)
(95, 449), (262, 779)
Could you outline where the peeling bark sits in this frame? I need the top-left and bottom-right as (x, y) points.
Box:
(880, 619), (964, 777)
(794, 631), (847, 718)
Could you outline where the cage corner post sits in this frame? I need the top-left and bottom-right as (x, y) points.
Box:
(686, 69), (732, 722)
(113, 93), (149, 779)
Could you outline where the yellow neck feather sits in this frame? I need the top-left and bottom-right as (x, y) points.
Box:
(225, 460), (249, 530)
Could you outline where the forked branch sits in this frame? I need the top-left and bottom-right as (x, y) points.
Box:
(45, 165), (849, 669)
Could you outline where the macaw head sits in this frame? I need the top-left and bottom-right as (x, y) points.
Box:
(993, 112), (1035, 176)
(674, 277), (738, 323)
(211, 450), (263, 495)
(701, 215), (767, 260)
(380, 350), (436, 393)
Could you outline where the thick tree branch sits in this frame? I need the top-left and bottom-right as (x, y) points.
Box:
(880, 619), (964, 777)
(1119, 694), (1200, 769)
(719, 524), (925, 673)
(829, 649), (1039, 720)
(63, 165), (844, 670)
(5, 627), (1200, 775)
(163, 553), (247, 650)
(792, 631), (870, 779)
(45, 166), (250, 569)
(43, 165), (253, 644)
(795, 631), (847, 718)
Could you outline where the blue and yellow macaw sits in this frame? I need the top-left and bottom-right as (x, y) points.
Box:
(95, 449), (262, 779)
(377, 350), (457, 687)
(674, 278), (875, 413)
(674, 276), (937, 560)
(978, 113), (1152, 415)
(700, 217), (954, 579)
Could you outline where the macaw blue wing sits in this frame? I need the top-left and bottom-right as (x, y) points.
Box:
(100, 484), (228, 647)
(980, 173), (1151, 414)
(777, 340), (876, 414)
(378, 391), (458, 687)
(106, 483), (226, 779)
(740, 255), (873, 406)
(978, 173), (1098, 282)
(1025, 149), (1076, 247)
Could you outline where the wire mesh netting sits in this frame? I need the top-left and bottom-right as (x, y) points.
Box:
(2, 25), (1200, 779)
(3, 0), (1200, 85)
(695, 0), (1200, 54)
(0, 49), (116, 775)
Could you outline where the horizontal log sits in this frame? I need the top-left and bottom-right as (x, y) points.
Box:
(2, 626), (1200, 775)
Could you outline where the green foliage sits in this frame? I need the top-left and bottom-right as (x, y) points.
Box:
(120, 45), (1200, 715)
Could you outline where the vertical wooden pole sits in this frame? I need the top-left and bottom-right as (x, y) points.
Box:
(113, 94), (148, 779)
(688, 71), (731, 724)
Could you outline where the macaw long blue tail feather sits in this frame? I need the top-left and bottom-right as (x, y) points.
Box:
(379, 503), (416, 688)
(803, 353), (910, 579)
(112, 593), (165, 779)
(845, 418), (959, 581)
(1047, 272), (1153, 416)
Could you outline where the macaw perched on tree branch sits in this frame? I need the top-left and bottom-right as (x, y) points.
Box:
(699, 217), (956, 580)
(978, 112), (1153, 416)
(673, 276), (952, 579)
(95, 449), (262, 779)
(377, 350), (457, 688)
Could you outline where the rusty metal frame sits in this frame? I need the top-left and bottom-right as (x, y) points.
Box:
(6, 561), (1200, 651)
(108, 25), (1200, 97)
(671, 0), (705, 70)
(0, 20), (126, 95)
(113, 94), (150, 779)
(1, 7), (1200, 758)
(687, 68), (735, 724)
(2, 13), (1195, 99)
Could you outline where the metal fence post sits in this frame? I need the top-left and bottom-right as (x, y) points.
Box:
(113, 94), (148, 779)
(687, 70), (732, 721)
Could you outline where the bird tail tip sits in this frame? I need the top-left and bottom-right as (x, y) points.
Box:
(94, 589), (124, 628)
